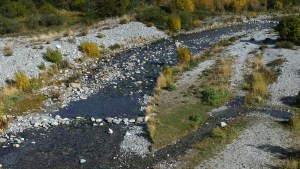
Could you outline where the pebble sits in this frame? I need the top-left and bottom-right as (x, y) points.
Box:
(90, 117), (96, 122)
(95, 118), (102, 123)
(108, 128), (113, 134)
(221, 122), (227, 128)
(80, 159), (86, 164)
(13, 144), (20, 148)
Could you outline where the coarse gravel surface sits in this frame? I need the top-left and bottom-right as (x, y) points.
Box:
(0, 21), (167, 87)
(198, 114), (297, 169)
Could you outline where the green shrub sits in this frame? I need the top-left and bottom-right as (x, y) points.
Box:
(80, 42), (101, 58)
(177, 46), (191, 64)
(38, 62), (46, 70)
(15, 71), (31, 92)
(0, 17), (21, 35)
(57, 60), (71, 69)
(275, 16), (300, 45)
(39, 13), (65, 27)
(137, 7), (169, 29)
(44, 48), (62, 63)
(276, 41), (295, 49)
(168, 15), (181, 31)
(201, 88), (230, 106)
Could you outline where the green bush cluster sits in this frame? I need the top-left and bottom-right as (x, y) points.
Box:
(201, 88), (230, 106)
(44, 48), (63, 64)
(275, 16), (300, 45)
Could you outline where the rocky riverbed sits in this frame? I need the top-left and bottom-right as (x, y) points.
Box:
(0, 17), (284, 168)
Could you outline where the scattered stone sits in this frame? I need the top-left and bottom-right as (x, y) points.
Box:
(144, 116), (149, 122)
(95, 118), (102, 123)
(0, 163), (2, 168)
(136, 117), (144, 123)
(0, 138), (7, 143)
(55, 115), (61, 120)
(56, 44), (61, 49)
(13, 144), (20, 148)
(31, 141), (36, 144)
(129, 119), (136, 123)
(221, 122), (227, 128)
(34, 122), (40, 128)
(80, 159), (86, 164)
(90, 117), (96, 122)
(105, 117), (114, 123)
(51, 121), (59, 126)
(108, 128), (113, 134)
(70, 83), (81, 88)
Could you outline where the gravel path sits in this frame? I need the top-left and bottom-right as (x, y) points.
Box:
(198, 114), (296, 169)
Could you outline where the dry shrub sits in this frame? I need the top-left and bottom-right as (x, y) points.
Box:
(80, 26), (89, 36)
(119, 18), (129, 24)
(3, 46), (13, 56)
(1, 86), (19, 96)
(15, 71), (31, 92)
(80, 42), (101, 58)
(155, 73), (167, 92)
(281, 159), (300, 169)
(192, 19), (202, 28)
(97, 32), (104, 38)
(254, 54), (263, 70)
(168, 15), (181, 31)
(177, 46), (191, 64)
(0, 115), (8, 129)
(252, 73), (268, 97)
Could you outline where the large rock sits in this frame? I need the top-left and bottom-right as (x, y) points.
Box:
(136, 117), (144, 123)
(70, 83), (81, 88)
(105, 117), (114, 123)
(80, 159), (86, 164)
(0, 138), (7, 143)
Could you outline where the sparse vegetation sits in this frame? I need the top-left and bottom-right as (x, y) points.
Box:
(276, 41), (295, 49)
(44, 48), (62, 64)
(243, 52), (282, 107)
(80, 42), (101, 58)
(3, 46), (13, 56)
(97, 32), (104, 38)
(38, 62), (46, 70)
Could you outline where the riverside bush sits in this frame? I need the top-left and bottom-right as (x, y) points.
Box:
(80, 42), (101, 58)
(297, 91), (300, 106)
(44, 48), (62, 63)
(3, 46), (13, 56)
(275, 16), (300, 45)
(168, 15), (181, 31)
(15, 71), (31, 92)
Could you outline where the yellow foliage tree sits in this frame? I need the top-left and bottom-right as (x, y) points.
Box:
(172, 0), (195, 12)
(193, 0), (215, 11)
(248, 0), (261, 10)
(168, 15), (181, 31)
(274, 1), (283, 10)
(231, 0), (247, 11)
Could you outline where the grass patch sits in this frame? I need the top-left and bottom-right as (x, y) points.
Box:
(0, 86), (46, 116)
(182, 119), (249, 167)
(149, 55), (234, 149)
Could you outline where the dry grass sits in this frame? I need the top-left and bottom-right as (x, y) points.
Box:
(1, 86), (19, 96)
(281, 159), (300, 169)
(3, 46), (13, 56)
(80, 42), (101, 58)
